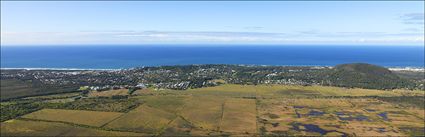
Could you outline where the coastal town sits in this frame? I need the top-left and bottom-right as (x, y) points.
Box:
(2, 64), (424, 96)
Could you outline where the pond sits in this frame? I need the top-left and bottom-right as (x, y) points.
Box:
(377, 112), (389, 121)
(291, 122), (348, 136)
(335, 112), (370, 121)
(307, 110), (325, 116)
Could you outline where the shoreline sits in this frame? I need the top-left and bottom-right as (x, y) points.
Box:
(1, 65), (424, 72)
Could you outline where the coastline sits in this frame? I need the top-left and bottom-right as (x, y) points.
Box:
(1, 65), (424, 72)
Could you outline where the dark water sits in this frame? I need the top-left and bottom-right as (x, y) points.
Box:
(377, 112), (389, 121)
(1, 45), (423, 69)
(335, 112), (370, 121)
(307, 110), (325, 116)
(291, 122), (348, 136)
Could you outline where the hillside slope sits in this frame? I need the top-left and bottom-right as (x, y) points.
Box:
(328, 63), (414, 89)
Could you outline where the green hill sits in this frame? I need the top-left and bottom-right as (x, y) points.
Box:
(328, 63), (414, 89)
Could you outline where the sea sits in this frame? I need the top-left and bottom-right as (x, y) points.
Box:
(1, 45), (424, 70)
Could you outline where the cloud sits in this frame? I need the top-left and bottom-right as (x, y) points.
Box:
(243, 26), (264, 30)
(403, 28), (422, 32)
(1, 30), (424, 45)
(401, 13), (425, 25)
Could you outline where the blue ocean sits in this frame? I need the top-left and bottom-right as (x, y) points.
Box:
(1, 45), (424, 69)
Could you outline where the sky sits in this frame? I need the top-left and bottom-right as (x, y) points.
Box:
(1, 1), (424, 46)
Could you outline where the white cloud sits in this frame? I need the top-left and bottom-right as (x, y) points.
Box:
(401, 13), (425, 24)
(1, 30), (424, 45)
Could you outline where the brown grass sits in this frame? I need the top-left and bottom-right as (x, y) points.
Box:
(22, 109), (124, 127)
(220, 98), (257, 134)
(180, 96), (225, 131)
(1, 119), (147, 136)
(105, 105), (176, 134)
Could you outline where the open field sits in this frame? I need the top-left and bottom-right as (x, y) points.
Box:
(220, 98), (257, 134)
(87, 89), (129, 97)
(22, 109), (124, 127)
(0, 119), (147, 136)
(136, 96), (188, 113)
(179, 96), (225, 131)
(105, 105), (176, 134)
(1, 84), (424, 136)
(188, 84), (423, 97)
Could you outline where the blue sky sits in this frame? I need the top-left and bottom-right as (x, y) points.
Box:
(1, 1), (424, 46)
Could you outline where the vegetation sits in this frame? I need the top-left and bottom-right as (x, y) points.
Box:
(2, 63), (422, 101)
(105, 105), (177, 134)
(47, 97), (142, 112)
(1, 83), (424, 136)
(0, 119), (148, 136)
(22, 109), (124, 127)
(373, 96), (425, 108)
(0, 79), (78, 101)
(1, 101), (42, 122)
(220, 98), (257, 134)
(327, 63), (415, 89)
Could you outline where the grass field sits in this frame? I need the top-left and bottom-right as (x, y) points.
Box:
(22, 109), (124, 127)
(105, 105), (176, 134)
(179, 96), (225, 131)
(220, 98), (257, 134)
(0, 119), (147, 136)
(88, 89), (129, 97)
(137, 96), (188, 113)
(1, 84), (424, 136)
(187, 84), (423, 98)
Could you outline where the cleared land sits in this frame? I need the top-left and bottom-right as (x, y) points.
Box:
(105, 105), (176, 134)
(220, 98), (257, 134)
(180, 97), (225, 131)
(22, 109), (124, 127)
(137, 96), (188, 113)
(1, 84), (424, 136)
(0, 119), (147, 136)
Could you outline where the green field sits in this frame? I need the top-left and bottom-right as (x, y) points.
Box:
(1, 84), (424, 136)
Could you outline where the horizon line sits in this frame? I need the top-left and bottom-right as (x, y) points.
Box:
(2, 65), (425, 71)
(1, 44), (424, 47)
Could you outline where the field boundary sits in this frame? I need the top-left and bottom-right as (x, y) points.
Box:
(157, 98), (190, 136)
(99, 113), (127, 128)
(217, 100), (226, 131)
(17, 117), (150, 134)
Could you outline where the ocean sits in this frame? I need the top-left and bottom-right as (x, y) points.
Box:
(1, 45), (424, 69)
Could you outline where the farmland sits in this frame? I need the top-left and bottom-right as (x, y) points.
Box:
(1, 84), (424, 136)
(21, 109), (124, 127)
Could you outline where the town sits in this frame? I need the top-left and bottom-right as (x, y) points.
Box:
(2, 64), (424, 96)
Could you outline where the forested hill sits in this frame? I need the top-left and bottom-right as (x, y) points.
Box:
(327, 63), (416, 89)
